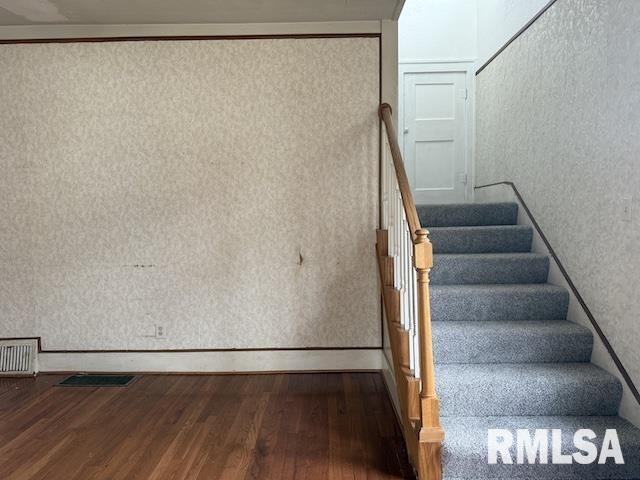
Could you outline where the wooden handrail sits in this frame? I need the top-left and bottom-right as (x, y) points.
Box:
(379, 103), (422, 239)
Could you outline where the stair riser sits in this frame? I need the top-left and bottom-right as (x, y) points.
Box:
(431, 255), (549, 285)
(419, 203), (518, 227)
(433, 323), (593, 364)
(431, 287), (569, 322)
(438, 378), (622, 417)
(429, 227), (533, 254)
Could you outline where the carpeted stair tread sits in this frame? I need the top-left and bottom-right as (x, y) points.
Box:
(433, 321), (593, 364)
(437, 363), (622, 417)
(431, 253), (549, 285)
(431, 284), (569, 322)
(418, 202), (518, 227)
(441, 415), (640, 479)
(429, 225), (533, 254)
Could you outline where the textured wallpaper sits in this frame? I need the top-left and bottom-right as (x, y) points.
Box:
(0, 38), (381, 350)
(476, 0), (640, 392)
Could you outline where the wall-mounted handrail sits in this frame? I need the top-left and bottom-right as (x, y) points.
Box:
(476, 181), (640, 407)
(377, 103), (443, 480)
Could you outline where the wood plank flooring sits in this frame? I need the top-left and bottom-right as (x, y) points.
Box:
(0, 372), (414, 479)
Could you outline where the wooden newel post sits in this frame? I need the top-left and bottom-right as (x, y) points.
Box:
(414, 228), (444, 480)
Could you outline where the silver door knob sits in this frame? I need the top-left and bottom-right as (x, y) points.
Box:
(404, 128), (409, 134)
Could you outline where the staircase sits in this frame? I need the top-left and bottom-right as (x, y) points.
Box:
(420, 202), (640, 479)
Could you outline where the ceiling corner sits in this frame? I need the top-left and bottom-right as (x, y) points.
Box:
(392, 0), (406, 20)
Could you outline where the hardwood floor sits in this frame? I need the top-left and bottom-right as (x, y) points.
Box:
(0, 372), (414, 480)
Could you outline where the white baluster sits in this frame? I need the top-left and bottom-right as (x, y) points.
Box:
(402, 216), (409, 329)
(381, 147), (387, 229)
(388, 174), (395, 275)
(384, 144), (391, 230)
(395, 186), (401, 292)
(412, 258), (421, 379)
(398, 214), (403, 327)
(406, 223), (415, 372)
(403, 218), (411, 331)
(388, 157), (392, 230)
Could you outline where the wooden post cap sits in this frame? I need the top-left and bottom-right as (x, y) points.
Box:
(414, 229), (433, 270)
(415, 228), (430, 243)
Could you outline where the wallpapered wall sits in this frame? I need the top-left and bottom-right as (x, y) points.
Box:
(476, 0), (640, 393)
(0, 38), (381, 350)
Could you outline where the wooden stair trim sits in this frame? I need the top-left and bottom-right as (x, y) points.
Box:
(376, 229), (443, 480)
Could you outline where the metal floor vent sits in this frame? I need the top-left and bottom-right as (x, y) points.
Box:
(0, 339), (37, 376)
(59, 375), (135, 387)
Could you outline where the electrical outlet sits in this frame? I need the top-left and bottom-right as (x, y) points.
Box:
(622, 196), (633, 223)
(155, 325), (166, 339)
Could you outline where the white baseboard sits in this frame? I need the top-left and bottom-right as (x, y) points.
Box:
(38, 349), (383, 373)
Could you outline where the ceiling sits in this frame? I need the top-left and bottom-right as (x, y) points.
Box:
(0, 0), (404, 26)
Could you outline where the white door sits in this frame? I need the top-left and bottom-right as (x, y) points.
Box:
(402, 71), (468, 204)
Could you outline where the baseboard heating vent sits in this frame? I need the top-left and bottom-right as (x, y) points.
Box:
(0, 339), (37, 376)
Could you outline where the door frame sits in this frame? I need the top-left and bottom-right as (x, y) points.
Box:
(398, 60), (476, 202)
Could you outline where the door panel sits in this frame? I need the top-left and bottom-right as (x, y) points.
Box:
(415, 140), (455, 190)
(415, 82), (455, 119)
(403, 71), (468, 204)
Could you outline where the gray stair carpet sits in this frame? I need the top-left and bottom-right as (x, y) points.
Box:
(419, 202), (518, 227)
(428, 225), (533, 254)
(431, 253), (550, 285)
(431, 284), (569, 322)
(423, 202), (640, 479)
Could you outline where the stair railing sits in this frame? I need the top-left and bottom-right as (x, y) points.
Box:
(377, 103), (444, 480)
